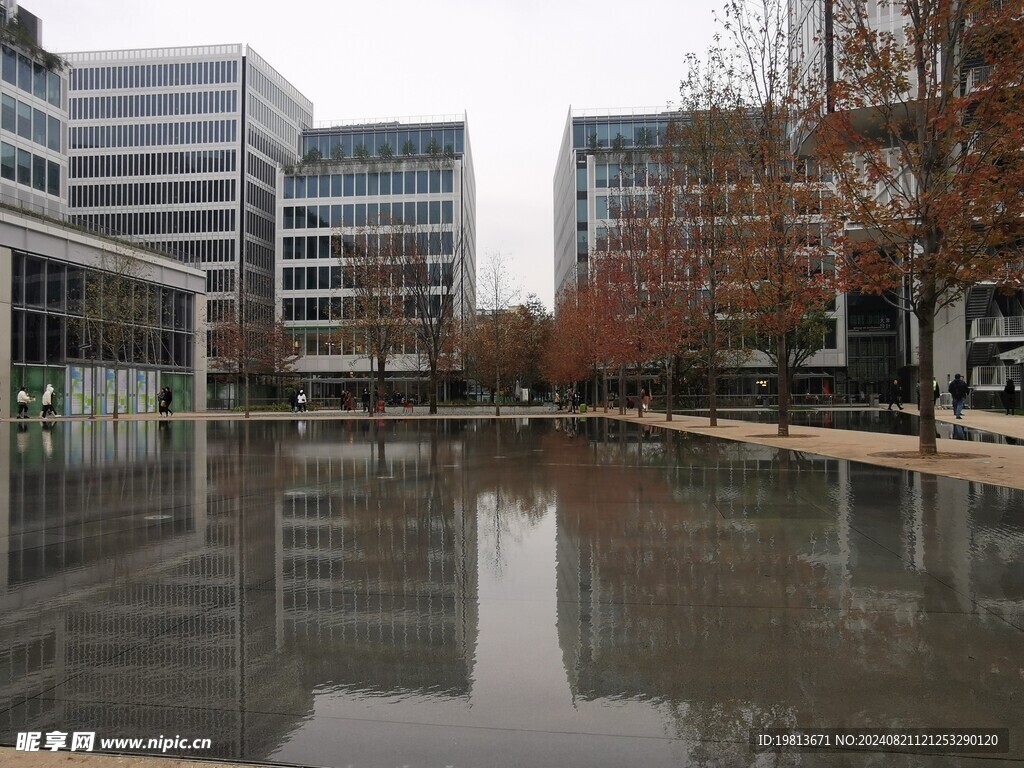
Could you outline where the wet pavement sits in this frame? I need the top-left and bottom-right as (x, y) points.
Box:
(1, 418), (1022, 767)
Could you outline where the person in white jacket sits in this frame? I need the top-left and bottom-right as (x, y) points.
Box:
(41, 384), (56, 418)
(17, 386), (32, 419)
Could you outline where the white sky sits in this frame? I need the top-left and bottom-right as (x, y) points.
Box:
(26, 0), (719, 309)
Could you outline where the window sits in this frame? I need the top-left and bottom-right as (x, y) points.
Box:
(16, 148), (30, 185)
(16, 100), (30, 139)
(0, 141), (14, 180)
(0, 94), (13, 132)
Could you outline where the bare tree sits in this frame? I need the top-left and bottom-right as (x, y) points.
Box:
(403, 223), (467, 413)
(477, 252), (520, 416)
(78, 247), (152, 419)
(344, 223), (413, 410)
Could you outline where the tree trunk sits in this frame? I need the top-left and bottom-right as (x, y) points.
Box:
(777, 333), (790, 437)
(428, 363), (439, 415)
(376, 355), (387, 413)
(708, 324), (718, 427)
(618, 366), (626, 415)
(636, 368), (643, 419)
(665, 355), (673, 422)
(917, 279), (938, 455)
(112, 363), (120, 420)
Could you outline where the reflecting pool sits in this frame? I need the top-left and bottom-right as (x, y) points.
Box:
(1, 418), (1022, 767)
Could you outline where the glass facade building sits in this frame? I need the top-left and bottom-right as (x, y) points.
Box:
(0, 1), (67, 218)
(278, 116), (476, 402)
(64, 45), (313, 326)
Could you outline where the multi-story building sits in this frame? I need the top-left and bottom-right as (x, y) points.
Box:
(553, 107), (846, 400)
(788, 0), (1024, 405)
(0, 0), (66, 218)
(0, 2), (206, 413)
(277, 115), (476, 403)
(63, 44), (313, 326)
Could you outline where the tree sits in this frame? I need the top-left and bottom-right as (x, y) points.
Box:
(593, 154), (682, 419)
(510, 295), (553, 403)
(810, 0), (1024, 454)
(721, 0), (839, 436)
(675, 50), (753, 426)
(344, 223), (413, 411)
(78, 247), (153, 419)
(544, 283), (602, 398)
(477, 252), (520, 416)
(403, 223), (467, 413)
(209, 317), (299, 413)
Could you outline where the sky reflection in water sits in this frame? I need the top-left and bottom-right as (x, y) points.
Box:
(1, 418), (1021, 767)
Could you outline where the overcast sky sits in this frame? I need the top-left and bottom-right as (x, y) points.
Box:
(27, 0), (720, 309)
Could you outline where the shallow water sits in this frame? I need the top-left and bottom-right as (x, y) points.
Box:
(1, 418), (1021, 766)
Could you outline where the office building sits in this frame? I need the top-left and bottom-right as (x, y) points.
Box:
(0, 0), (66, 218)
(553, 107), (845, 399)
(278, 115), (476, 402)
(63, 44), (313, 326)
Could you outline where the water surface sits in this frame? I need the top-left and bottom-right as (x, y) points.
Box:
(1, 418), (1021, 767)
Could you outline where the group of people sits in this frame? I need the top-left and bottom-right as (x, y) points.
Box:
(289, 389), (309, 413)
(158, 386), (174, 416)
(555, 389), (582, 413)
(16, 385), (56, 418)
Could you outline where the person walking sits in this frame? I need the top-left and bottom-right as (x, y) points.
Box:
(17, 386), (32, 419)
(932, 378), (940, 408)
(642, 388), (652, 413)
(296, 389), (307, 413)
(361, 389), (370, 414)
(1003, 378), (1016, 416)
(949, 374), (969, 420)
(886, 378), (903, 411)
(40, 384), (57, 418)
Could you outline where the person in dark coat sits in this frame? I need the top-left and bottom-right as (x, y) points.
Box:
(948, 374), (969, 419)
(886, 379), (903, 411)
(1003, 378), (1016, 416)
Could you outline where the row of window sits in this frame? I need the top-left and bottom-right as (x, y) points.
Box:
(248, 94), (297, 154)
(282, 296), (442, 324)
(71, 208), (236, 236)
(12, 253), (194, 330)
(248, 64), (310, 125)
(1, 141), (60, 196)
(70, 89), (239, 120)
(282, 231), (455, 260)
(2, 46), (62, 108)
(69, 119), (238, 149)
(70, 178), (237, 208)
(1, 94), (61, 152)
(11, 309), (192, 368)
(142, 236), (236, 266)
(572, 118), (671, 150)
(71, 149), (238, 179)
(284, 169), (455, 200)
(301, 127), (464, 163)
(70, 60), (239, 92)
(283, 200), (454, 230)
(282, 260), (453, 291)
(288, 326), (430, 356)
(206, 268), (235, 294)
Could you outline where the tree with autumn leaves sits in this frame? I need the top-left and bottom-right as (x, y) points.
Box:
(209, 315), (300, 414)
(809, 0), (1024, 454)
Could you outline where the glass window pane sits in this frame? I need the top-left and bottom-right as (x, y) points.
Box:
(47, 115), (60, 151)
(1, 46), (15, 85)
(0, 141), (14, 181)
(17, 148), (31, 184)
(17, 101), (31, 138)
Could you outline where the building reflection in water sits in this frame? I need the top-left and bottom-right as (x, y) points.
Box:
(0, 418), (1020, 766)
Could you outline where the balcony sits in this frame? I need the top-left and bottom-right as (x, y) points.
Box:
(969, 316), (1024, 342)
(970, 365), (1022, 389)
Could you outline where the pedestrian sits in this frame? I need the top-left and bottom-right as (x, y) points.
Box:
(948, 374), (969, 420)
(1003, 378), (1016, 416)
(886, 378), (903, 411)
(158, 386), (173, 415)
(40, 384), (57, 418)
(296, 389), (307, 413)
(288, 389), (298, 413)
(932, 378), (940, 408)
(163, 387), (173, 415)
(344, 390), (353, 411)
(554, 391), (562, 411)
(17, 386), (32, 418)
(361, 389), (370, 413)
(642, 388), (652, 413)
